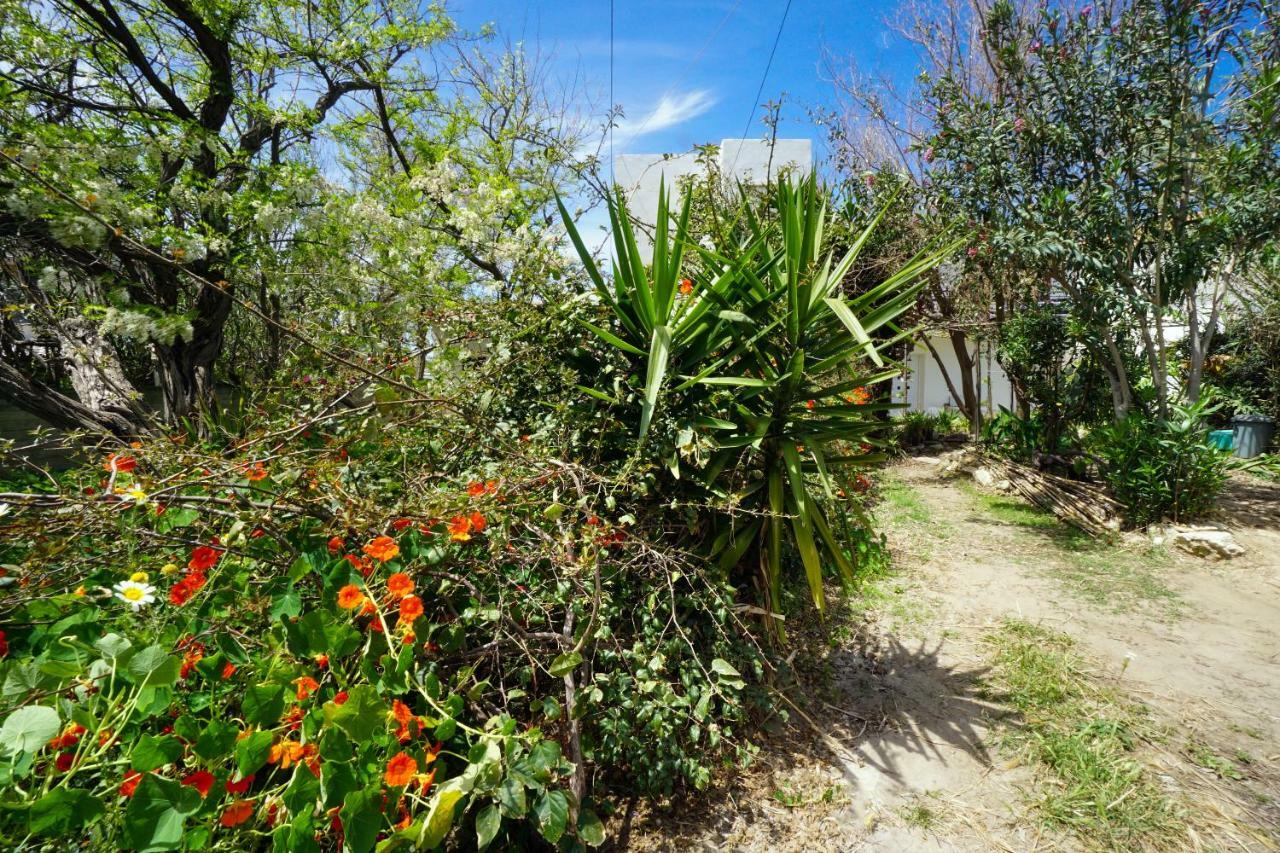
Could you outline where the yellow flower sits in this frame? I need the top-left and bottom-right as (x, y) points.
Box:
(160, 563), (179, 576)
(126, 487), (148, 505)
(73, 586), (86, 597)
(130, 571), (150, 583)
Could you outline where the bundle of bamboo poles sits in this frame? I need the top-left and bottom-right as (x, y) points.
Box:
(983, 457), (1125, 536)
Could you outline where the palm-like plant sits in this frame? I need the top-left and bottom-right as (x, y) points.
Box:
(559, 175), (955, 632)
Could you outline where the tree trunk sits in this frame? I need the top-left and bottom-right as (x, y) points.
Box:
(154, 277), (234, 426)
(0, 358), (146, 439)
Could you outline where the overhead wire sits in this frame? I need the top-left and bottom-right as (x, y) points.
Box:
(727, 0), (794, 176)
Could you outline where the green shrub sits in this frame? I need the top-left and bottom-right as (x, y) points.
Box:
(1091, 401), (1229, 526)
(982, 408), (1046, 461)
(558, 175), (952, 626)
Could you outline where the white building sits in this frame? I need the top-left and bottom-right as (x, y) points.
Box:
(892, 333), (1017, 417)
(614, 138), (812, 258)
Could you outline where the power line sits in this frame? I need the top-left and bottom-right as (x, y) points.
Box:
(728, 0), (793, 176)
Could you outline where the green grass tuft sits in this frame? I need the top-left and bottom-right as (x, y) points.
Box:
(981, 620), (1181, 850)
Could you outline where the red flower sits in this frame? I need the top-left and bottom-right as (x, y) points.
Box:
(188, 546), (222, 572)
(313, 654), (329, 669)
(468, 511), (486, 533)
(467, 481), (486, 497)
(805, 399), (816, 410)
(679, 278), (694, 295)
(225, 774), (254, 794)
(334, 691), (349, 705)
(294, 676), (320, 700)
(180, 648), (204, 680)
(182, 769), (216, 797)
(391, 518), (412, 531)
(169, 571), (207, 606)
(222, 662), (237, 679)
(220, 800), (254, 827)
(327, 536), (345, 555)
(244, 462), (268, 482)
(120, 771), (144, 798)
(0, 630), (7, 658)
(55, 751), (75, 772)
(103, 453), (137, 473)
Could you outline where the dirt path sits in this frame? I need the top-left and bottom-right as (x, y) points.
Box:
(620, 458), (1280, 851)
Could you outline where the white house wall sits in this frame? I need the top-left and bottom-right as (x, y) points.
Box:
(891, 332), (1017, 417)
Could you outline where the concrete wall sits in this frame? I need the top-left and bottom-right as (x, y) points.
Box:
(614, 138), (812, 258)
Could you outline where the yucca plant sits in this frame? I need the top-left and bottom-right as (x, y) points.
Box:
(559, 175), (955, 633)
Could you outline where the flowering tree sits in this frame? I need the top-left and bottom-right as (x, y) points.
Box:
(0, 1), (594, 437)
(924, 0), (1280, 419)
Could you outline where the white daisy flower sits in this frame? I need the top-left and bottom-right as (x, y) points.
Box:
(113, 580), (157, 611)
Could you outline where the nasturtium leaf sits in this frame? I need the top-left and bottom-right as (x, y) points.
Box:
(235, 730), (275, 776)
(285, 611), (328, 657)
(194, 719), (238, 759)
(283, 766), (321, 817)
(131, 735), (184, 771)
(154, 506), (198, 532)
(548, 651), (582, 678)
(127, 646), (180, 687)
(270, 590), (302, 620)
(28, 788), (105, 836)
(0, 705), (60, 757)
(323, 685), (384, 741)
(534, 790), (570, 844)
(340, 788), (382, 853)
(476, 803), (501, 850)
(94, 633), (133, 659)
(242, 684), (286, 726)
(123, 773), (201, 852)
(419, 782), (467, 848)
(578, 807), (606, 847)
(434, 717), (456, 741)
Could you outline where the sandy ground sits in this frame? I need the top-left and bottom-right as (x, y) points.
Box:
(615, 459), (1280, 851)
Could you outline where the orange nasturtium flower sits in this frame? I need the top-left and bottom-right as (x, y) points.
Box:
(220, 800), (255, 827)
(268, 739), (317, 771)
(399, 595), (424, 623)
(469, 511), (486, 533)
(327, 536), (345, 555)
(182, 769), (216, 798)
(244, 462), (268, 482)
(447, 516), (472, 542)
(294, 676), (320, 700)
(384, 752), (418, 787)
(679, 277), (694, 295)
(466, 481), (486, 497)
(363, 535), (400, 563)
(337, 584), (366, 610)
(386, 573), (414, 599)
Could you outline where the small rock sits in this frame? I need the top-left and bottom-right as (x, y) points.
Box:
(1169, 526), (1245, 560)
(972, 466), (996, 487)
(916, 455), (942, 465)
(995, 479), (1013, 492)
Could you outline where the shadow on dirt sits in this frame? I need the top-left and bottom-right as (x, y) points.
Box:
(609, 629), (1001, 850)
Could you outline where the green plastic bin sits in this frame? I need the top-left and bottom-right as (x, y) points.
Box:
(1208, 429), (1234, 451)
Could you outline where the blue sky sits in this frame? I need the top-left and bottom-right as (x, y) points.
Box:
(447, 0), (920, 169)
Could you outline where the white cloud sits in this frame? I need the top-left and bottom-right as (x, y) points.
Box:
(614, 89), (717, 149)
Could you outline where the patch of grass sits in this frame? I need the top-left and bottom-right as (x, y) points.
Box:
(960, 483), (1184, 618)
(1187, 740), (1245, 780)
(897, 791), (946, 831)
(981, 620), (1181, 850)
(771, 784), (842, 809)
